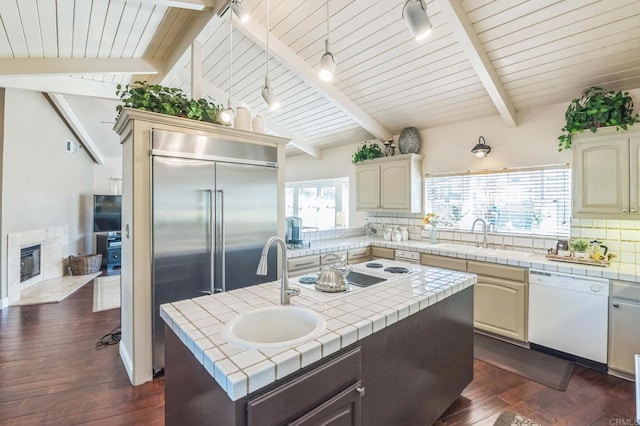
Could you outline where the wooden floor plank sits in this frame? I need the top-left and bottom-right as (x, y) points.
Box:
(0, 272), (636, 425)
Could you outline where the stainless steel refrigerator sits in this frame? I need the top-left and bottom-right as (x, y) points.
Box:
(151, 129), (278, 373)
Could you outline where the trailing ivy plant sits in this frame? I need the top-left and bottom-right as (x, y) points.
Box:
(115, 81), (222, 124)
(352, 141), (384, 163)
(558, 86), (638, 151)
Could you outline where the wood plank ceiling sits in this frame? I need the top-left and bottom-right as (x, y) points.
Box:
(0, 0), (639, 158)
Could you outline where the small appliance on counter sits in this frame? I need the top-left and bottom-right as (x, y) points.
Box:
(285, 216), (309, 249)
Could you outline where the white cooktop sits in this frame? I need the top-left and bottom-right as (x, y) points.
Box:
(290, 259), (420, 302)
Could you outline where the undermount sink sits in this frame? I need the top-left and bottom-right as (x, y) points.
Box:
(476, 249), (532, 260)
(431, 243), (477, 253)
(222, 306), (326, 349)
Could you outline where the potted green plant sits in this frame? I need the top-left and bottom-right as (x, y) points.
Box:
(568, 238), (590, 258)
(115, 81), (223, 124)
(558, 86), (639, 151)
(352, 141), (384, 164)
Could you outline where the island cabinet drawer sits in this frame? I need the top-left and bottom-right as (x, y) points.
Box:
(288, 255), (320, 272)
(348, 247), (371, 263)
(467, 261), (527, 283)
(246, 347), (362, 426)
(371, 247), (395, 260)
(420, 254), (467, 272)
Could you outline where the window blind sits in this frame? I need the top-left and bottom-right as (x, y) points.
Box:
(425, 165), (570, 238)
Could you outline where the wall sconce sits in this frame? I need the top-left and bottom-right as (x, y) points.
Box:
(471, 136), (491, 158)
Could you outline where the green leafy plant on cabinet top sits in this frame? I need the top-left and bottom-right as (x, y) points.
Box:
(352, 141), (384, 164)
(115, 81), (223, 124)
(558, 86), (639, 151)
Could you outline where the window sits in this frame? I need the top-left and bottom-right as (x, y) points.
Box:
(424, 165), (570, 238)
(286, 178), (349, 230)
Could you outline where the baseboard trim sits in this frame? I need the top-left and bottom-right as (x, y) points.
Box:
(119, 342), (135, 385)
(0, 297), (8, 310)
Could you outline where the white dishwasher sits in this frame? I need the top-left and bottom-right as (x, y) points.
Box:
(528, 269), (609, 365)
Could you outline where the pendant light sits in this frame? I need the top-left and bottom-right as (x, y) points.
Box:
(403, 0), (432, 41)
(261, 0), (280, 110)
(318, 0), (337, 82)
(471, 136), (492, 158)
(230, 0), (249, 24)
(220, 13), (235, 125)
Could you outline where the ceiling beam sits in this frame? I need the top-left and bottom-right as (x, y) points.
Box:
(127, 0), (218, 11)
(143, 0), (229, 86)
(234, 15), (392, 142)
(434, 0), (517, 127)
(0, 58), (160, 76)
(175, 69), (321, 158)
(46, 93), (105, 165)
(0, 76), (118, 99)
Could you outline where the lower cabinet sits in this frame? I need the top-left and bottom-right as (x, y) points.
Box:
(288, 255), (321, 276)
(370, 246), (394, 260)
(289, 382), (363, 426)
(468, 261), (528, 342)
(247, 348), (362, 426)
(420, 254), (467, 272)
(347, 247), (371, 264)
(609, 280), (640, 375)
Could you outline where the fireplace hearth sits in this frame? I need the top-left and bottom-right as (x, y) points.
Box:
(21, 244), (41, 282)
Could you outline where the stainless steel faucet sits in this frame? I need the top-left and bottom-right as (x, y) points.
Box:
(471, 218), (488, 248)
(256, 236), (300, 305)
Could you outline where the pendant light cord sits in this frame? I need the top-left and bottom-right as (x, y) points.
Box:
(266, 0), (270, 78)
(326, 0), (330, 39)
(228, 13), (233, 104)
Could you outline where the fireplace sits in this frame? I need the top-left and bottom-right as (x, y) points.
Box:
(20, 244), (41, 282)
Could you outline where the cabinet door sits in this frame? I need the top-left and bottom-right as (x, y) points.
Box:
(288, 255), (321, 274)
(370, 247), (394, 260)
(289, 381), (363, 426)
(629, 137), (640, 216)
(573, 138), (629, 217)
(355, 164), (380, 210)
(421, 254), (467, 272)
(380, 162), (411, 209)
(474, 276), (527, 342)
(609, 300), (640, 374)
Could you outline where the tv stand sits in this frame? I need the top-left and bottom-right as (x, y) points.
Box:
(96, 234), (122, 272)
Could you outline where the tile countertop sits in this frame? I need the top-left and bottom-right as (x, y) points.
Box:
(289, 236), (640, 283)
(159, 262), (476, 401)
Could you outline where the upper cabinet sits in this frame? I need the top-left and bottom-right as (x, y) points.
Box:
(573, 128), (640, 219)
(354, 154), (423, 212)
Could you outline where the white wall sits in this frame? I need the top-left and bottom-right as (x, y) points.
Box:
(417, 101), (572, 174)
(94, 157), (123, 195)
(285, 142), (367, 227)
(0, 89), (96, 301)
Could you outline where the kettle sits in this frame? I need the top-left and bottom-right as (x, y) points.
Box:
(315, 253), (351, 293)
(589, 240), (608, 259)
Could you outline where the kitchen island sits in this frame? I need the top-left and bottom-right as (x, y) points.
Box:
(160, 261), (476, 425)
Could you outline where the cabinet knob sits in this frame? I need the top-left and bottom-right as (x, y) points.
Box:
(356, 386), (366, 396)
(613, 303), (620, 308)
(622, 209), (629, 213)
(632, 209), (638, 213)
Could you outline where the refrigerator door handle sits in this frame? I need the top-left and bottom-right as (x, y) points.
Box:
(208, 189), (218, 295)
(215, 190), (225, 293)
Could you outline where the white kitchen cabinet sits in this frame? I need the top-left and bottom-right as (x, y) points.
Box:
(609, 280), (640, 375)
(288, 255), (321, 276)
(354, 154), (423, 212)
(347, 247), (371, 264)
(573, 127), (640, 218)
(468, 261), (528, 342)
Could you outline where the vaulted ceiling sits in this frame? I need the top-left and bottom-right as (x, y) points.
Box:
(1, 0), (639, 161)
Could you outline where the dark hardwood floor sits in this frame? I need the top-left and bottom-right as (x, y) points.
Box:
(0, 275), (636, 425)
(0, 274), (164, 425)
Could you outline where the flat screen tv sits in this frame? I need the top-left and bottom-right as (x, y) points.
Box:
(93, 195), (122, 233)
